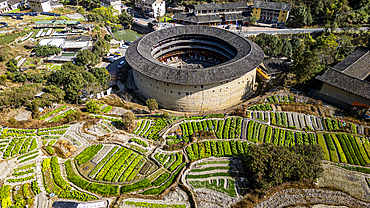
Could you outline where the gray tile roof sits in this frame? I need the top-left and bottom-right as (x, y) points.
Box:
(143, 0), (156, 5)
(316, 68), (370, 100)
(173, 13), (249, 23)
(253, 0), (292, 11)
(332, 48), (370, 79)
(261, 59), (288, 74)
(7, 0), (22, 5)
(126, 26), (264, 85)
(194, 2), (249, 11)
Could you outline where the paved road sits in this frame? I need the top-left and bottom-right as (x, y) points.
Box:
(99, 48), (127, 79)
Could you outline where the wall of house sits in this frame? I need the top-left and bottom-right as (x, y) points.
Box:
(133, 68), (256, 112)
(319, 83), (370, 107)
(152, 0), (165, 17)
(252, 8), (261, 20)
(29, 1), (51, 12)
(278, 10), (288, 23)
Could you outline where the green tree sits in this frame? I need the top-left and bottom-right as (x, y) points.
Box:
(88, 67), (111, 88)
(292, 5), (311, 25)
(146, 98), (158, 113)
(244, 144), (323, 190)
(280, 38), (292, 57)
(121, 111), (135, 131)
(292, 44), (319, 84)
(75, 50), (99, 68)
(86, 99), (101, 114)
(104, 34), (113, 42)
(44, 85), (65, 102)
(34, 45), (62, 56)
(118, 11), (134, 27)
(290, 37), (301, 51)
(316, 33), (339, 65)
(249, 16), (258, 25)
(255, 33), (281, 57)
(92, 40), (110, 57)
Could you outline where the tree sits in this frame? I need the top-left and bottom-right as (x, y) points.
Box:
(244, 144), (323, 190)
(86, 99), (101, 114)
(292, 5), (309, 25)
(34, 45), (61, 56)
(118, 11), (134, 27)
(88, 67), (111, 88)
(146, 98), (158, 113)
(44, 85), (65, 102)
(280, 38), (292, 57)
(255, 34), (281, 57)
(121, 111), (135, 131)
(249, 16), (258, 25)
(316, 33), (339, 65)
(336, 37), (355, 60)
(6, 58), (18, 72)
(292, 44), (320, 84)
(290, 37), (301, 51)
(104, 34), (113, 42)
(75, 50), (99, 68)
(92, 40), (110, 57)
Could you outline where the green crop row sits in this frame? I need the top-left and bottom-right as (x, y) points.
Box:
(14, 163), (36, 172)
(317, 134), (330, 161)
(37, 130), (66, 136)
(40, 105), (67, 120)
(133, 120), (143, 134)
(248, 104), (272, 111)
(191, 166), (231, 172)
(331, 134), (347, 163)
(31, 180), (41, 195)
(152, 172), (170, 187)
(102, 105), (113, 113)
(355, 137), (370, 165)
(130, 138), (148, 147)
(141, 164), (185, 195)
(323, 134), (339, 163)
(186, 172), (236, 179)
(121, 179), (152, 194)
(49, 109), (76, 122)
(64, 159), (90, 189)
(17, 150), (38, 161)
(89, 146), (119, 178)
(7, 175), (35, 183)
(168, 153), (183, 172)
(95, 147), (127, 181)
(4, 128), (36, 134)
(119, 155), (143, 182)
(13, 168), (34, 177)
(39, 125), (70, 132)
(46, 146), (55, 155)
(19, 154), (38, 163)
(103, 149), (133, 182)
(124, 201), (186, 208)
(76, 144), (103, 166)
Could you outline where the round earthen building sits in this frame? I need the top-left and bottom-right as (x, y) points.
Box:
(126, 26), (264, 112)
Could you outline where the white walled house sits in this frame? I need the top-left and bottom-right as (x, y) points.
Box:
(135, 0), (165, 18)
(0, 0), (10, 13)
(29, 0), (51, 12)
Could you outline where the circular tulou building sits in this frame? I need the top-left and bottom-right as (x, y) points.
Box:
(126, 26), (264, 112)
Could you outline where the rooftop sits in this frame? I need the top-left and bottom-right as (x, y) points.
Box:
(173, 12), (249, 23)
(253, 0), (292, 11)
(261, 59), (288, 75)
(126, 26), (264, 85)
(194, 2), (248, 11)
(316, 48), (370, 100)
(39, 38), (65, 47)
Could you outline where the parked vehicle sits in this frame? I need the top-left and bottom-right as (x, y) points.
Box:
(112, 52), (122, 56)
(118, 60), (126, 68)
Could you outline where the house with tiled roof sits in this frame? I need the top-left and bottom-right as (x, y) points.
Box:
(134, 0), (165, 18)
(252, 0), (291, 24)
(173, 2), (250, 26)
(316, 48), (370, 108)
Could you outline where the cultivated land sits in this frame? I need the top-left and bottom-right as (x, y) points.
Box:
(0, 90), (369, 208)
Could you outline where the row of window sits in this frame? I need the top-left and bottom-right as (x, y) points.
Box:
(197, 8), (247, 14)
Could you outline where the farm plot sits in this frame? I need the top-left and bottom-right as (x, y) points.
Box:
(142, 118), (169, 140)
(186, 160), (238, 197)
(3, 137), (37, 159)
(180, 117), (242, 140)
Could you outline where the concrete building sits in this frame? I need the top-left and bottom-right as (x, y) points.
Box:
(316, 48), (370, 108)
(126, 26), (264, 112)
(0, 0), (25, 13)
(29, 0), (51, 12)
(252, 0), (291, 24)
(173, 2), (250, 26)
(134, 0), (165, 18)
(101, 0), (121, 15)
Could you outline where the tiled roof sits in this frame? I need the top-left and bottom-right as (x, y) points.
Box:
(173, 12), (249, 23)
(333, 48), (370, 79)
(7, 0), (22, 5)
(194, 2), (248, 11)
(316, 68), (370, 100)
(253, 0), (292, 11)
(126, 26), (264, 85)
(261, 59), (288, 74)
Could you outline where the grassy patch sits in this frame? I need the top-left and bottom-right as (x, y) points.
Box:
(0, 31), (27, 45)
(189, 179), (237, 197)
